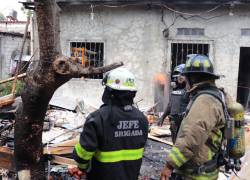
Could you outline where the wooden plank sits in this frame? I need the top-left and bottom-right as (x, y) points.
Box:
(0, 94), (15, 108)
(150, 125), (171, 137)
(52, 155), (77, 166)
(44, 138), (78, 155)
(0, 147), (15, 171)
(44, 146), (73, 155)
(0, 73), (26, 85)
(148, 134), (173, 146)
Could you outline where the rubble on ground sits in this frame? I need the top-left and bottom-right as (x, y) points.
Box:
(0, 99), (250, 179)
(139, 139), (171, 180)
(43, 109), (85, 144)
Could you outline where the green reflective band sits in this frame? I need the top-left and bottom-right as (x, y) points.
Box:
(193, 60), (201, 67)
(75, 143), (95, 161)
(185, 169), (219, 180)
(207, 148), (214, 160)
(204, 60), (211, 68)
(122, 81), (135, 87)
(170, 147), (187, 167)
(169, 152), (182, 167)
(78, 163), (88, 170)
(107, 79), (114, 85)
(94, 148), (144, 163)
(211, 130), (222, 148)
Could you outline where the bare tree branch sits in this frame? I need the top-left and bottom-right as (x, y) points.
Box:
(53, 56), (123, 76)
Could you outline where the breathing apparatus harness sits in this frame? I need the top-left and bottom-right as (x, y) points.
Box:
(183, 87), (245, 175)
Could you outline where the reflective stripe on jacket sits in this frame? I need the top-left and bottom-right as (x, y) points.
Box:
(73, 104), (148, 180)
(166, 85), (226, 179)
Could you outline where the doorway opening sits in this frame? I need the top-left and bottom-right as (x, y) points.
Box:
(237, 47), (250, 111)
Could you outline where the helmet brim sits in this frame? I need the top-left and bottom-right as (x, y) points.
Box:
(182, 71), (220, 79)
(106, 84), (137, 91)
(172, 74), (180, 78)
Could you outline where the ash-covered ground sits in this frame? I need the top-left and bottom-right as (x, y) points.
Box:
(139, 139), (171, 180)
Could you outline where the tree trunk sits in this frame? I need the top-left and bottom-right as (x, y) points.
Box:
(14, 1), (122, 179)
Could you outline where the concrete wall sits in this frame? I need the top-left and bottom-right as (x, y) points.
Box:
(0, 22), (29, 34)
(54, 4), (250, 108)
(57, 6), (166, 108)
(0, 21), (31, 79)
(163, 5), (250, 100)
(0, 35), (30, 79)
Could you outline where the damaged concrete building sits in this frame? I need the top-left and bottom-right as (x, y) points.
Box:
(0, 17), (31, 80)
(37, 0), (250, 110)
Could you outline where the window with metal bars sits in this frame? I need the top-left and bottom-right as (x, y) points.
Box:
(171, 43), (209, 72)
(70, 42), (104, 79)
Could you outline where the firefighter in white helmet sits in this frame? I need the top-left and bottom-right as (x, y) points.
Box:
(72, 67), (148, 180)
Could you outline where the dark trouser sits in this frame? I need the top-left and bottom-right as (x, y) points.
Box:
(169, 116), (182, 143)
(170, 120), (177, 143)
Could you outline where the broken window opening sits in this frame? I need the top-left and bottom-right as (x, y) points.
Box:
(70, 41), (104, 79)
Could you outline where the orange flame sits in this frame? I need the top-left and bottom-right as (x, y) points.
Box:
(154, 73), (167, 85)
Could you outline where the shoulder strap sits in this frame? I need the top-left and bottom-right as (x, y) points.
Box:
(185, 88), (231, 154)
(185, 88), (228, 118)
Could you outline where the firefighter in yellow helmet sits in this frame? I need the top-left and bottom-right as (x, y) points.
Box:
(160, 54), (231, 180)
(72, 67), (148, 180)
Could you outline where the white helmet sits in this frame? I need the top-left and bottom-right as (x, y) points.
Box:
(103, 67), (137, 91)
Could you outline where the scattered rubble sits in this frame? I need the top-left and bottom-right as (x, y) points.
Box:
(45, 109), (85, 130)
(139, 139), (171, 180)
(49, 95), (84, 112)
(0, 98), (250, 179)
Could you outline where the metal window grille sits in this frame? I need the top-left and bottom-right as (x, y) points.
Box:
(241, 29), (250, 36)
(171, 43), (209, 72)
(70, 41), (104, 79)
(177, 28), (205, 36)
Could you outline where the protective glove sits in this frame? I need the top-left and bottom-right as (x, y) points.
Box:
(68, 167), (86, 180)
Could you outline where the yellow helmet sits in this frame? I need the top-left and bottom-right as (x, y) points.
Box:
(102, 67), (137, 91)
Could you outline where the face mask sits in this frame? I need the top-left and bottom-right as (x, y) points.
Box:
(170, 81), (177, 89)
